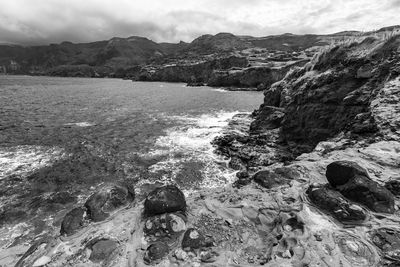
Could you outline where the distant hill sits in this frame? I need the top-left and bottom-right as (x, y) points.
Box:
(0, 25), (397, 77)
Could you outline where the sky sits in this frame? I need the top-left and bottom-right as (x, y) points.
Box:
(0, 0), (399, 45)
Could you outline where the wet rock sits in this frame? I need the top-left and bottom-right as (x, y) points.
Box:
(250, 106), (285, 134)
(144, 185), (186, 216)
(253, 170), (290, 189)
(326, 161), (369, 187)
(60, 207), (86, 236)
(307, 185), (367, 223)
(371, 228), (400, 261)
(229, 156), (245, 170)
(144, 212), (187, 238)
(385, 179), (400, 196)
(85, 184), (134, 222)
(234, 171), (251, 187)
(144, 242), (169, 264)
(182, 228), (205, 250)
(339, 175), (395, 213)
(89, 239), (118, 263)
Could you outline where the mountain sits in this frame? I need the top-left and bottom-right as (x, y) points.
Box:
(0, 26), (398, 86)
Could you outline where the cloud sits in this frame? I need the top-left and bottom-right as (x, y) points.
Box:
(0, 0), (399, 45)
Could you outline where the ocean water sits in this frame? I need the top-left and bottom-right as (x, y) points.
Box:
(0, 75), (262, 246)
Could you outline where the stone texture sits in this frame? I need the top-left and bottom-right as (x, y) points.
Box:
(144, 185), (186, 216)
(60, 207), (86, 236)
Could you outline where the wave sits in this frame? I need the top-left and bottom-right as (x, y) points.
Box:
(0, 146), (65, 179)
(139, 111), (244, 194)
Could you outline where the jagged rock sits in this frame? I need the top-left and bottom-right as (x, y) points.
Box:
(339, 175), (395, 213)
(85, 184), (134, 222)
(60, 207), (86, 236)
(144, 185), (186, 216)
(144, 242), (169, 264)
(385, 179), (400, 196)
(326, 161), (369, 186)
(182, 228), (205, 250)
(144, 212), (187, 238)
(229, 156), (245, 170)
(233, 171), (251, 187)
(250, 106), (285, 134)
(253, 170), (290, 189)
(307, 185), (367, 223)
(89, 239), (118, 263)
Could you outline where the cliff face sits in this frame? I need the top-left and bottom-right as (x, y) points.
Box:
(253, 35), (400, 151)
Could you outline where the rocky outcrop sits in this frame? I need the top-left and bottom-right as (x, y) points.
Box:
(253, 35), (400, 152)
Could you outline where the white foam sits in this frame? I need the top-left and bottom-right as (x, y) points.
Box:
(64, 122), (94, 127)
(141, 111), (243, 190)
(0, 146), (65, 179)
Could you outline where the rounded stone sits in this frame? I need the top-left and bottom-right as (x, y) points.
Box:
(326, 161), (369, 187)
(182, 228), (205, 250)
(144, 242), (169, 264)
(144, 185), (186, 216)
(85, 184), (134, 222)
(89, 239), (118, 263)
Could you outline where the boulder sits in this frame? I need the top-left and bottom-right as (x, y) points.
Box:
(253, 170), (290, 189)
(144, 212), (187, 238)
(307, 185), (367, 223)
(144, 242), (169, 264)
(338, 175), (395, 213)
(326, 161), (369, 187)
(89, 239), (118, 263)
(182, 228), (205, 250)
(85, 184), (134, 222)
(325, 161), (395, 213)
(60, 207), (86, 236)
(144, 185), (186, 216)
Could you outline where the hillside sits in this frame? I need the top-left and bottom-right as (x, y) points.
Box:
(0, 29), (368, 79)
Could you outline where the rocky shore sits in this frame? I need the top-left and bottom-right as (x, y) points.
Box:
(1, 34), (400, 266)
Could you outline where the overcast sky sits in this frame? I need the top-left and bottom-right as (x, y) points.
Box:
(0, 0), (399, 45)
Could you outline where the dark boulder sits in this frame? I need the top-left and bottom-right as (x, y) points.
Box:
(60, 207), (86, 236)
(338, 175), (395, 214)
(326, 161), (369, 187)
(307, 185), (367, 224)
(89, 239), (118, 263)
(144, 212), (187, 238)
(326, 161), (395, 213)
(182, 228), (205, 250)
(144, 185), (186, 216)
(253, 170), (290, 189)
(144, 242), (169, 264)
(85, 184), (134, 222)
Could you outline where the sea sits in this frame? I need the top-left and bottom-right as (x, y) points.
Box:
(0, 75), (262, 247)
